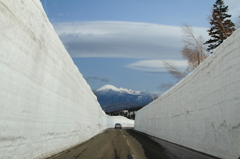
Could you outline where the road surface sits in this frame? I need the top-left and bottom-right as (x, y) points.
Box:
(47, 128), (218, 159)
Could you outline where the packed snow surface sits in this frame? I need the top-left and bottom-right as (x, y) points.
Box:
(0, 1), (134, 159)
(135, 29), (240, 159)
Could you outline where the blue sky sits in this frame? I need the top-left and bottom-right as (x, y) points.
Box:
(40, 0), (240, 94)
(41, 0), (214, 26)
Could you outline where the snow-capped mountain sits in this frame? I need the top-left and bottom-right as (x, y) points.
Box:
(94, 85), (153, 111)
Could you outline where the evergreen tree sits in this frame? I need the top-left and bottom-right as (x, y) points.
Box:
(204, 0), (235, 53)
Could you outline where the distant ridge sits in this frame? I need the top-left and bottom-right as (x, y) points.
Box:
(97, 84), (119, 92)
(102, 103), (147, 112)
(95, 84), (153, 112)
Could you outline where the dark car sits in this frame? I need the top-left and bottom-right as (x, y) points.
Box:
(115, 123), (122, 129)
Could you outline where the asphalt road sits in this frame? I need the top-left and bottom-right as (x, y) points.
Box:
(48, 128), (219, 159)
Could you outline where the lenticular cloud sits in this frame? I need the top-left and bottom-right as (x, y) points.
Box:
(53, 21), (208, 59)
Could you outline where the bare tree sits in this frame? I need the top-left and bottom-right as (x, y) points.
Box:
(151, 94), (159, 101)
(158, 81), (176, 91)
(162, 60), (186, 80)
(181, 24), (207, 69)
(159, 61), (187, 90)
(160, 25), (207, 91)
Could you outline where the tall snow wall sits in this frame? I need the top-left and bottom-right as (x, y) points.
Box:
(135, 29), (240, 159)
(0, 1), (134, 159)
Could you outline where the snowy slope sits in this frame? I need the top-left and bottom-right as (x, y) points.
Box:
(97, 84), (120, 92)
(0, 1), (133, 159)
(95, 85), (153, 111)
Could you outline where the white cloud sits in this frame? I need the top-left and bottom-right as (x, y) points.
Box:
(53, 21), (209, 59)
(125, 60), (188, 72)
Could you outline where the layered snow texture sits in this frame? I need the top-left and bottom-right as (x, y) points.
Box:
(0, 1), (133, 159)
(135, 29), (240, 159)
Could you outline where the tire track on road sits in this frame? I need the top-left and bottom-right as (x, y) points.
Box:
(74, 138), (94, 159)
(112, 130), (120, 159)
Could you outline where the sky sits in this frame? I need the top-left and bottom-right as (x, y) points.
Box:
(40, 0), (240, 94)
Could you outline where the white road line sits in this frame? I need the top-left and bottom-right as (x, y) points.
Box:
(131, 154), (135, 159)
(122, 132), (135, 159)
(126, 140), (130, 146)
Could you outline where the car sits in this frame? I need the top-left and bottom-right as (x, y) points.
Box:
(115, 123), (122, 129)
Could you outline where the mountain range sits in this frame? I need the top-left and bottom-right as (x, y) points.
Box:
(94, 85), (153, 112)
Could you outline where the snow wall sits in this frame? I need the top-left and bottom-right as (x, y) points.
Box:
(135, 29), (240, 159)
(0, 1), (134, 159)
